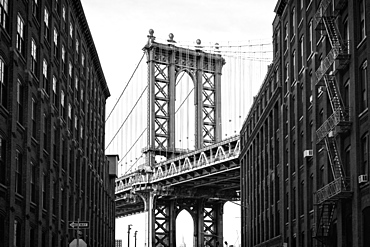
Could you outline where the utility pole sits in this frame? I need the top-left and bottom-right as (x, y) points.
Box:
(134, 231), (138, 247)
(127, 224), (132, 247)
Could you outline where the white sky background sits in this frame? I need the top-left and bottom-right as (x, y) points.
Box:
(81, 0), (277, 246)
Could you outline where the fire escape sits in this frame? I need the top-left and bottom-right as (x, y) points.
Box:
(313, 0), (352, 245)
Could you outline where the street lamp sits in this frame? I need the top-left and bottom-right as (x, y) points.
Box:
(127, 224), (133, 247)
(134, 230), (138, 247)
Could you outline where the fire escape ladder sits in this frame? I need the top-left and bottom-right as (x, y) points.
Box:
(323, 75), (344, 118)
(323, 16), (345, 52)
(324, 136), (346, 181)
(315, 203), (336, 245)
(315, 14), (350, 83)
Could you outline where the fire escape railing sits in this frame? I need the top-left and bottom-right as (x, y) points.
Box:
(315, 177), (351, 205)
(313, 1), (352, 244)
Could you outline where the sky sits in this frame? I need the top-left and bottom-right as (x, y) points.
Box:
(80, 0), (277, 246)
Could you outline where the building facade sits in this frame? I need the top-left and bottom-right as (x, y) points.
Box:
(240, 0), (370, 246)
(0, 0), (116, 246)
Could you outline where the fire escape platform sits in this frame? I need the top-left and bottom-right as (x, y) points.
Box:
(315, 177), (352, 205)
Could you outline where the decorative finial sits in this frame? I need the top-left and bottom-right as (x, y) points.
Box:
(215, 43), (220, 53)
(167, 33), (176, 43)
(146, 29), (155, 46)
(195, 39), (203, 50)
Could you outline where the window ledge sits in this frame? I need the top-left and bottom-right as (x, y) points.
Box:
(359, 107), (368, 119)
(357, 37), (367, 49)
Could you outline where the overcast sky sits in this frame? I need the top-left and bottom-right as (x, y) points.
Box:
(80, 0), (277, 246)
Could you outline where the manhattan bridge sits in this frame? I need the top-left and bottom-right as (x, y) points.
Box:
(106, 30), (272, 247)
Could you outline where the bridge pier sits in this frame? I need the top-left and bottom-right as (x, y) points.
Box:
(139, 192), (225, 247)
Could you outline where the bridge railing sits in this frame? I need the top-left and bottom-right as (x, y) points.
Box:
(115, 135), (241, 193)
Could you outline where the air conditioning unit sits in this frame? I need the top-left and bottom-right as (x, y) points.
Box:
(304, 150), (313, 158)
(358, 174), (368, 184)
(328, 131), (335, 137)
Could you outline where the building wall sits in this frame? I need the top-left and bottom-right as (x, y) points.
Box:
(0, 0), (115, 246)
(240, 0), (370, 246)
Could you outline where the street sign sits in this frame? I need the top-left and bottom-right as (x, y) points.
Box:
(69, 239), (87, 247)
(69, 221), (89, 229)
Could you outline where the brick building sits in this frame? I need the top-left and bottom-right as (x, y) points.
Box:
(0, 0), (116, 246)
(240, 0), (370, 246)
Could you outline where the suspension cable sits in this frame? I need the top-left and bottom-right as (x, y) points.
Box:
(105, 85), (148, 150)
(105, 52), (145, 122)
(118, 127), (147, 166)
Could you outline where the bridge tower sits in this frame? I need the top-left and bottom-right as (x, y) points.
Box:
(144, 29), (224, 162)
(138, 30), (226, 247)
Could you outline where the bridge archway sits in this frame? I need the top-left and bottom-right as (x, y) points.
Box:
(223, 201), (241, 246)
(176, 209), (194, 247)
(175, 69), (196, 151)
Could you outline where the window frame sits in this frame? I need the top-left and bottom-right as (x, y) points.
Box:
(16, 14), (25, 56)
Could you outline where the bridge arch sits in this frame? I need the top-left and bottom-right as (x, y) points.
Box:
(175, 70), (196, 150)
(176, 209), (195, 247)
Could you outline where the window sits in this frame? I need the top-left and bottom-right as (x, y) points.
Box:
(16, 14), (25, 56)
(52, 179), (56, 214)
(61, 90), (65, 119)
(15, 150), (22, 194)
(0, 0), (8, 31)
(43, 114), (48, 151)
(360, 60), (368, 112)
(75, 77), (78, 91)
(31, 39), (37, 75)
(16, 80), (23, 124)
(31, 98), (36, 137)
(14, 220), (21, 247)
(53, 125), (57, 160)
(0, 214), (4, 243)
(0, 57), (6, 107)
(359, 0), (366, 42)
(30, 227), (36, 246)
(76, 38), (79, 54)
(69, 61), (73, 78)
(308, 19), (313, 55)
(55, 0), (60, 13)
(69, 21), (73, 39)
(42, 59), (48, 93)
(285, 62), (289, 85)
(299, 35), (304, 71)
(81, 53), (85, 68)
(291, 7), (296, 37)
(30, 162), (36, 203)
(44, 8), (50, 41)
(292, 50), (296, 81)
(62, 5), (66, 30)
(362, 133), (368, 176)
(42, 173), (46, 208)
(53, 28), (58, 57)
(62, 5), (65, 20)
(343, 17), (349, 49)
(32, 0), (39, 19)
(52, 76), (57, 105)
(344, 79), (350, 108)
(284, 22), (288, 52)
(80, 125), (84, 139)
(61, 45), (66, 72)
(68, 103), (72, 128)
(0, 136), (6, 184)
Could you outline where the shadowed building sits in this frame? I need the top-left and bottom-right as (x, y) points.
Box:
(0, 0), (116, 246)
(240, 0), (370, 246)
